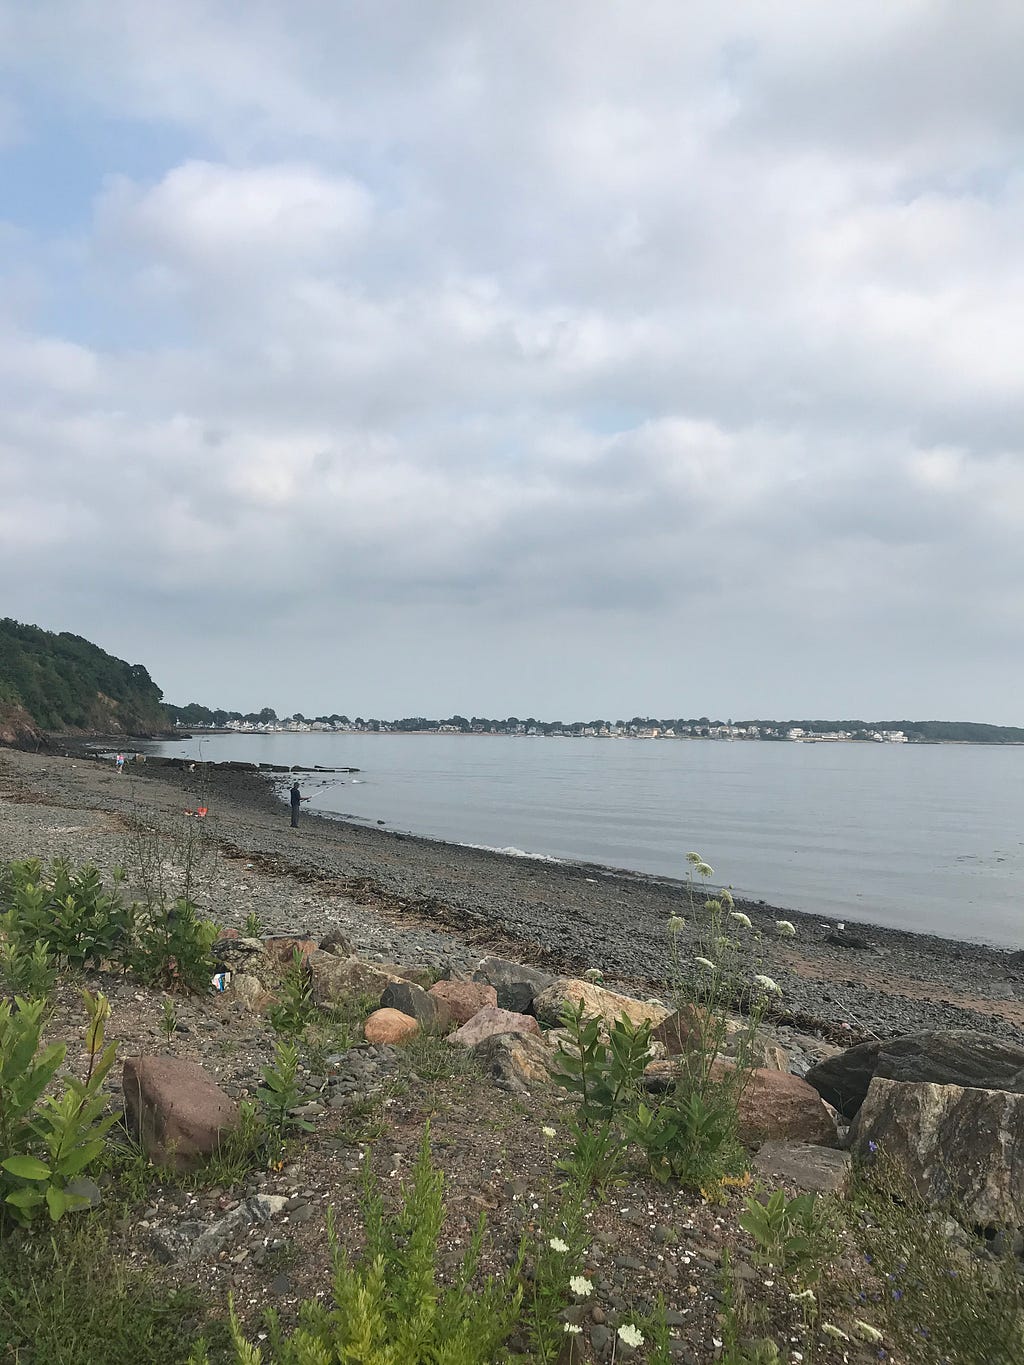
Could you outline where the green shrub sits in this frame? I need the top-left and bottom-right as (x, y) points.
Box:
(257, 1039), (313, 1161)
(267, 947), (315, 1038)
(129, 897), (219, 993)
(0, 937), (56, 1001)
(0, 989), (117, 1226)
(220, 1126), (523, 1364)
(630, 1082), (747, 1192)
(0, 858), (133, 971)
(738, 1188), (830, 1282)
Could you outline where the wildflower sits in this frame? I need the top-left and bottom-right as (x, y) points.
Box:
(583, 967), (603, 982)
(753, 974), (783, 995)
(569, 1275), (593, 1296)
(821, 1324), (850, 1341)
(541, 1125), (556, 1139)
(617, 1324), (644, 1348)
(686, 851), (703, 866)
(854, 1321), (884, 1345)
(868, 1140), (878, 1154)
(721, 889), (734, 907)
(696, 862), (714, 878)
(775, 920), (797, 937)
(667, 916), (686, 933)
(729, 911), (753, 929)
(563, 1323), (582, 1335)
(694, 957), (716, 971)
(549, 1237), (569, 1253)
(788, 1289), (816, 1303)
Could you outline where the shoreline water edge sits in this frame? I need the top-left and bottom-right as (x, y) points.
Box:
(2, 743), (1023, 1049)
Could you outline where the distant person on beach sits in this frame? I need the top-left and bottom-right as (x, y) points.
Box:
(290, 782), (308, 827)
(115, 753), (125, 774)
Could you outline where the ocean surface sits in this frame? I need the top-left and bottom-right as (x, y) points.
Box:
(151, 733), (1024, 947)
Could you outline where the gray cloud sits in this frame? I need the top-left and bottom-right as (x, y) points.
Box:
(1, 2), (1023, 719)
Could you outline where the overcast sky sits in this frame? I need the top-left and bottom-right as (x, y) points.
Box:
(2, 2), (1023, 721)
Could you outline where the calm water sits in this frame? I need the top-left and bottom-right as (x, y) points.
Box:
(151, 734), (1024, 947)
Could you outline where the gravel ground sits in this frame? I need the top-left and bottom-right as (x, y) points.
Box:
(4, 744), (1024, 1045)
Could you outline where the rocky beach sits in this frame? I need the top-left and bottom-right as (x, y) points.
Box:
(3, 744), (1022, 1050)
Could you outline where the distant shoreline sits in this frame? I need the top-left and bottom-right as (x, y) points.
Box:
(153, 728), (1024, 747)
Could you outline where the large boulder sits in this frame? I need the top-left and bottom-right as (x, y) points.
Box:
(851, 1077), (1024, 1229)
(308, 952), (402, 1007)
(805, 1029), (1024, 1119)
(428, 980), (498, 1025)
(448, 1007), (542, 1048)
(653, 1008), (788, 1072)
(471, 1032), (556, 1093)
(123, 1057), (239, 1171)
(262, 936), (319, 968)
(533, 979), (672, 1032)
(379, 980), (450, 1032)
(472, 956), (556, 1013)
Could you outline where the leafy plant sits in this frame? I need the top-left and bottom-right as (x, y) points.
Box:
(739, 1188), (827, 1280)
(130, 897), (219, 993)
(159, 996), (178, 1045)
(267, 947), (315, 1038)
(0, 989), (118, 1226)
(244, 909), (263, 937)
(219, 1125), (524, 1364)
(0, 858), (133, 971)
(257, 1039), (313, 1161)
(553, 1001), (651, 1125)
(0, 937), (56, 1001)
(630, 1082), (747, 1191)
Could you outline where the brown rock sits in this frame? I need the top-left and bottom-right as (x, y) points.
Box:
(319, 928), (354, 956)
(262, 936), (318, 968)
(216, 927), (240, 941)
(308, 952), (402, 1007)
(123, 1056), (239, 1171)
(732, 1066), (839, 1147)
(448, 1006), (542, 1048)
(363, 1008), (420, 1045)
(472, 1032), (556, 1093)
(428, 980), (498, 1025)
(533, 979), (672, 1031)
(381, 964), (437, 989)
(752, 1141), (852, 1195)
(851, 1077), (1024, 1228)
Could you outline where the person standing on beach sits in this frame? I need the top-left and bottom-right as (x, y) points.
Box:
(290, 782), (306, 827)
(115, 753), (125, 774)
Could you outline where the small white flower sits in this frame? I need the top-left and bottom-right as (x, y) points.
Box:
(563, 1323), (582, 1335)
(549, 1237), (569, 1253)
(720, 889), (734, 907)
(696, 862), (714, 878)
(617, 1324), (644, 1348)
(753, 973), (783, 995)
(694, 956), (716, 970)
(667, 915), (686, 933)
(854, 1321), (884, 1344)
(821, 1324), (850, 1341)
(569, 1275), (593, 1296)
(729, 911), (753, 929)
(788, 1289), (815, 1303)
(686, 851), (703, 866)
(774, 920), (797, 937)
(541, 1126), (556, 1139)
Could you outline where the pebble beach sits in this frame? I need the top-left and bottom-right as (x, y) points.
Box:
(2, 744), (1023, 1047)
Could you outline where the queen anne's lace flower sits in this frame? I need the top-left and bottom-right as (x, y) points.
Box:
(569, 1275), (594, 1296)
(667, 915), (686, 933)
(753, 974), (783, 995)
(729, 911), (753, 929)
(854, 1321), (883, 1344)
(774, 920), (796, 937)
(549, 1237), (569, 1253)
(694, 957), (716, 970)
(617, 1324), (644, 1347)
(563, 1323), (582, 1335)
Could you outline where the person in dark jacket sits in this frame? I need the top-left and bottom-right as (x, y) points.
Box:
(290, 782), (306, 827)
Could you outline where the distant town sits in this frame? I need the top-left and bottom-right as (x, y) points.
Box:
(164, 706), (1024, 745)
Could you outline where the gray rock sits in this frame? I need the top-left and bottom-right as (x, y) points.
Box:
(66, 1176), (103, 1210)
(472, 956), (555, 1013)
(379, 980), (449, 1032)
(752, 1141), (852, 1195)
(851, 1076), (1024, 1229)
(805, 1029), (1024, 1118)
(471, 1031), (556, 1093)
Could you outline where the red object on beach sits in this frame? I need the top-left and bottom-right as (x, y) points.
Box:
(197, 807), (208, 818)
